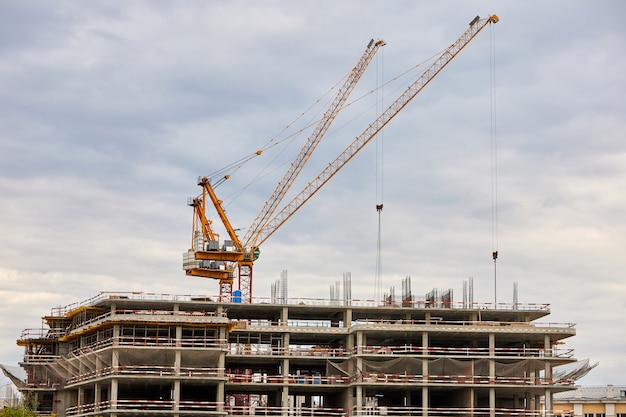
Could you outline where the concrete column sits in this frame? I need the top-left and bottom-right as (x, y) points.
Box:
(216, 325), (226, 412)
(111, 378), (118, 410)
(111, 325), (119, 414)
(489, 333), (495, 417)
(216, 378), (225, 413)
(94, 382), (101, 412)
(176, 325), (182, 348)
(356, 332), (364, 355)
(528, 390), (536, 412)
(169, 316), (180, 417)
(355, 331), (364, 412)
(175, 350), (182, 376)
(95, 352), (102, 377)
(534, 394), (541, 413)
(344, 308), (352, 328)
(112, 325), (120, 353)
(281, 386), (290, 417)
(282, 329), (290, 413)
(543, 336), (553, 415)
(544, 389), (552, 416)
(281, 306), (289, 324)
(422, 331), (429, 416)
(173, 380), (180, 411)
(488, 333), (496, 378)
(422, 332), (429, 379)
(544, 335), (552, 357)
(525, 392), (533, 414)
(283, 333), (290, 356)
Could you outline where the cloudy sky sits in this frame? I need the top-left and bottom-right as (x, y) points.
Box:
(1, 1), (625, 387)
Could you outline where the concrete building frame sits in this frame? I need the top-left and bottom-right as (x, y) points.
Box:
(15, 292), (578, 417)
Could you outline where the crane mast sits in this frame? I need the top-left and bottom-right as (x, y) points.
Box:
(184, 15), (499, 302)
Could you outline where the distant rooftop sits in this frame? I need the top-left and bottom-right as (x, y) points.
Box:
(554, 385), (626, 400)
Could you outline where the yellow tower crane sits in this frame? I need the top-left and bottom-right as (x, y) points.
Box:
(183, 15), (499, 302)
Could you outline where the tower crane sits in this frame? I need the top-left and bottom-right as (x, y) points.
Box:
(183, 15), (499, 302)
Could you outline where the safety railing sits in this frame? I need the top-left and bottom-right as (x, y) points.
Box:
(358, 373), (575, 386)
(18, 328), (64, 341)
(66, 365), (225, 385)
(64, 340), (572, 363)
(66, 399), (224, 415)
(65, 308), (229, 335)
(48, 291), (551, 319)
(226, 344), (573, 358)
(228, 344), (350, 357)
(224, 372), (574, 387)
(352, 405), (554, 416)
(227, 374), (351, 385)
(225, 405), (347, 416)
(358, 345), (575, 358)
(21, 354), (60, 363)
(237, 318), (575, 330)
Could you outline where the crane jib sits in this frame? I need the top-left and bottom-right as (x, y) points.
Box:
(185, 15), (499, 303)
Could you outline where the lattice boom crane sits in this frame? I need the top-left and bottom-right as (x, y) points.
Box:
(183, 15), (499, 302)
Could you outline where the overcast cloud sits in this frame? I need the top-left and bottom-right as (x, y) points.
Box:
(1, 1), (625, 387)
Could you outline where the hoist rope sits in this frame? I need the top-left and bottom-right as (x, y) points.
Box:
(490, 22), (499, 304)
(374, 47), (385, 303)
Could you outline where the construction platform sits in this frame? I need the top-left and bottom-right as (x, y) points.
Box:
(13, 292), (579, 417)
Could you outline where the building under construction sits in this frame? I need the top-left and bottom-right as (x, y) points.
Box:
(3, 13), (594, 417)
(10, 287), (585, 417)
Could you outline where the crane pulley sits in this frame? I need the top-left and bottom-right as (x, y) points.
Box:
(183, 15), (499, 302)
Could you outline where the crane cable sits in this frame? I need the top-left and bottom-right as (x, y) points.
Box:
(204, 47), (448, 227)
(205, 72), (353, 188)
(208, 49), (444, 191)
(490, 21), (500, 305)
(374, 47), (385, 304)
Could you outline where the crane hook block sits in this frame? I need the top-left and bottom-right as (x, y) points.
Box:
(376, 204), (383, 212)
(492, 251), (498, 260)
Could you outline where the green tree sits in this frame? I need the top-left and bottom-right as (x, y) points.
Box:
(0, 407), (38, 417)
